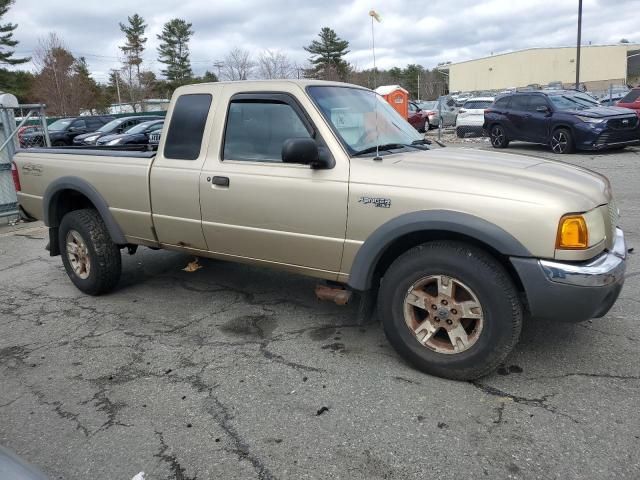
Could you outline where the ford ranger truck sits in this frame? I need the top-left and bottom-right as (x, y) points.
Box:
(12, 80), (627, 380)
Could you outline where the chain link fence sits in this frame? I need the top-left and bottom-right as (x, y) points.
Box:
(0, 103), (49, 221)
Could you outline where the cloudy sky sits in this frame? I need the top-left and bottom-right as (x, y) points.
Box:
(5, 0), (639, 82)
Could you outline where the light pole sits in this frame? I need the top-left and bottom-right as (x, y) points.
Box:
(575, 0), (583, 89)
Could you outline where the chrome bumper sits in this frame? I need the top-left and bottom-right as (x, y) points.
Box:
(540, 228), (626, 287)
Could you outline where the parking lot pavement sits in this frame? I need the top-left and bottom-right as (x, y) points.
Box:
(1, 145), (639, 480)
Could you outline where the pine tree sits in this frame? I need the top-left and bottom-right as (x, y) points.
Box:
(0, 0), (28, 65)
(119, 13), (147, 79)
(157, 18), (193, 85)
(304, 27), (350, 81)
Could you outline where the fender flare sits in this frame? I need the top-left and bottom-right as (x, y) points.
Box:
(347, 210), (531, 291)
(42, 176), (127, 244)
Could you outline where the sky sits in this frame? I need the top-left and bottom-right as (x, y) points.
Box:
(5, 0), (639, 83)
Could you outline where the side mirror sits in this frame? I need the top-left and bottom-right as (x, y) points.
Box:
(536, 105), (550, 113)
(282, 138), (333, 169)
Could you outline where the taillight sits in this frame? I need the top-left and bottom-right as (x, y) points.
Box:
(11, 161), (20, 192)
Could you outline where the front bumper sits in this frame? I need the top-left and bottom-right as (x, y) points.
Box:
(511, 228), (626, 322)
(574, 122), (640, 150)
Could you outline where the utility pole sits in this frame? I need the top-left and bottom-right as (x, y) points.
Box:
(575, 0), (583, 89)
(112, 70), (122, 113)
(213, 61), (224, 80)
(417, 73), (421, 101)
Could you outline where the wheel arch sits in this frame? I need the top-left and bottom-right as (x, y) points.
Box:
(346, 210), (531, 292)
(43, 176), (127, 255)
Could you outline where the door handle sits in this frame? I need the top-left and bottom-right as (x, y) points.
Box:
(212, 176), (230, 187)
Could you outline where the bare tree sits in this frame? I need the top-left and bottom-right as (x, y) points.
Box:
(222, 48), (255, 80)
(31, 33), (101, 115)
(257, 49), (295, 79)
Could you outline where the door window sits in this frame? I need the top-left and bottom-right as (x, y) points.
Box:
(72, 119), (87, 129)
(223, 100), (312, 163)
(508, 95), (529, 111)
(527, 96), (549, 112)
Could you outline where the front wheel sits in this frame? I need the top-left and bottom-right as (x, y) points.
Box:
(59, 209), (122, 295)
(456, 127), (465, 138)
(377, 241), (523, 380)
(550, 128), (575, 154)
(490, 124), (509, 148)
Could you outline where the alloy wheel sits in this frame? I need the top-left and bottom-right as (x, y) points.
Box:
(551, 131), (568, 153)
(403, 275), (484, 354)
(66, 230), (91, 280)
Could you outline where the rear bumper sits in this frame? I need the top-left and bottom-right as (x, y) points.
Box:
(511, 228), (626, 322)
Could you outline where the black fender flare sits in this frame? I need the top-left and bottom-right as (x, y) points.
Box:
(346, 210), (531, 291)
(42, 176), (127, 245)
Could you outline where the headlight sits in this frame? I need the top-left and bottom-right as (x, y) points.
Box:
(575, 115), (604, 124)
(556, 209), (605, 249)
(107, 138), (122, 145)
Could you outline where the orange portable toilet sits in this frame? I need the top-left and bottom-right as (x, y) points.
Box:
(375, 85), (409, 119)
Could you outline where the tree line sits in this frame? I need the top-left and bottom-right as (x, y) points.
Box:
(0, 0), (448, 115)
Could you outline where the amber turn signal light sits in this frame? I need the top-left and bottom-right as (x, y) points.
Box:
(556, 215), (588, 249)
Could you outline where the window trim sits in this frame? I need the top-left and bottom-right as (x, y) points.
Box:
(220, 91), (334, 167)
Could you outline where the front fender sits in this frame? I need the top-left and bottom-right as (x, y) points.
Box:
(347, 210), (531, 291)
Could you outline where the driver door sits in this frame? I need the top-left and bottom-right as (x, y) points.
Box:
(199, 89), (349, 273)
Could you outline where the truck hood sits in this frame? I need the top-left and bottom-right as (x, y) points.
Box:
(565, 105), (637, 118)
(353, 147), (610, 210)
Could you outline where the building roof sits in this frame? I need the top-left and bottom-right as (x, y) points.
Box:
(448, 43), (640, 67)
(374, 85), (408, 95)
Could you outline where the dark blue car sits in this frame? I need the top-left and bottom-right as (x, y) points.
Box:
(483, 90), (640, 154)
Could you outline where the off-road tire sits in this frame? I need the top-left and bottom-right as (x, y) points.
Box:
(59, 209), (121, 295)
(377, 241), (523, 380)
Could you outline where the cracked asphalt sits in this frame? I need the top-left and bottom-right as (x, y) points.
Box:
(1, 143), (639, 480)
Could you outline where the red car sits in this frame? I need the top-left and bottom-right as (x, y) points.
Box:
(616, 87), (640, 117)
(407, 101), (429, 132)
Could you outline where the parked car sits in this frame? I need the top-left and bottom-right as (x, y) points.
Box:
(21, 116), (113, 147)
(484, 90), (640, 153)
(17, 125), (41, 147)
(73, 115), (164, 145)
(434, 95), (459, 126)
(616, 87), (640, 116)
(13, 80), (627, 381)
(407, 102), (429, 132)
(455, 97), (494, 137)
(416, 100), (438, 128)
(96, 120), (164, 146)
(148, 129), (162, 146)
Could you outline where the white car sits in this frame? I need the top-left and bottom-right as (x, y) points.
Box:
(455, 97), (494, 138)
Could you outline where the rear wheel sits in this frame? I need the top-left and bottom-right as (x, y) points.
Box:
(490, 124), (509, 148)
(59, 209), (121, 295)
(550, 128), (574, 154)
(456, 128), (465, 138)
(377, 242), (523, 380)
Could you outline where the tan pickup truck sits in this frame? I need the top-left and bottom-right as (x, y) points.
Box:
(12, 80), (627, 380)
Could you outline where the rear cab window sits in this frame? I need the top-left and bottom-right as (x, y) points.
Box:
(164, 93), (213, 160)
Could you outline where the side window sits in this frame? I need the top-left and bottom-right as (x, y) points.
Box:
(164, 93), (212, 160)
(72, 119), (87, 129)
(528, 96), (549, 112)
(494, 97), (510, 109)
(509, 95), (529, 111)
(148, 123), (163, 132)
(408, 103), (417, 113)
(86, 118), (103, 130)
(223, 100), (312, 163)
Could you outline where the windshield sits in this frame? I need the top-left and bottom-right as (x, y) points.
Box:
(307, 86), (422, 155)
(463, 100), (493, 110)
(126, 121), (160, 134)
(548, 93), (599, 110)
(418, 101), (437, 110)
(48, 119), (73, 131)
(620, 89), (640, 103)
(98, 119), (124, 133)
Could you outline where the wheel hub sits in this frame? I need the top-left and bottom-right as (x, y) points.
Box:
(66, 229), (91, 280)
(403, 275), (484, 354)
